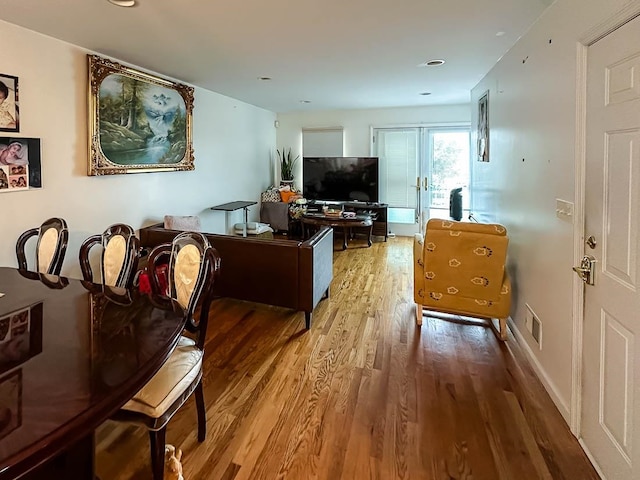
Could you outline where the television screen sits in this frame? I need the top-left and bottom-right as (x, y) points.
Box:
(303, 157), (379, 202)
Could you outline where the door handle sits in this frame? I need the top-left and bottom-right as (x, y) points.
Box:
(573, 255), (596, 285)
(423, 177), (428, 191)
(415, 177), (420, 191)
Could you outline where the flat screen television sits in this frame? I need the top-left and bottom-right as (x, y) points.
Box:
(302, 157), (379, 203)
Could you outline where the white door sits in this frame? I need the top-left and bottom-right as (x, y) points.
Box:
(582, 15), (640, 479)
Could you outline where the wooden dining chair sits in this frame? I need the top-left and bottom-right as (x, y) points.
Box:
(111, 231), (221, 480)
(79, 223), (141, 288)
(16, 217), (68, 274)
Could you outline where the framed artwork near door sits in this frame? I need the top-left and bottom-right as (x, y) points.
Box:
(87, 54), (195, 176)
(477, 91), (489, 162)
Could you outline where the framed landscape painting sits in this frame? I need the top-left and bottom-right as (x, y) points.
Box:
(87, 55), (195, 175)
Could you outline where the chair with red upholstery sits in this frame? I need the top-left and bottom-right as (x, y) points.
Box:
(111, 231), (221, 480)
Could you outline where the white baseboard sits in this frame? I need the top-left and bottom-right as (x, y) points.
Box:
(578, 438), (607, 480)
(508, 318), (572, 424)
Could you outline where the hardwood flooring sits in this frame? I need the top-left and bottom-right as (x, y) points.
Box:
(96, 236), (598, 479)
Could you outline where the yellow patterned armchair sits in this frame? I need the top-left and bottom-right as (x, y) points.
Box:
(414, 219), (511, 340)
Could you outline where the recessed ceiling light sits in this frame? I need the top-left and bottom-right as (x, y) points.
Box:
(496, 31), (506, 37)
(108, 0), (136, 6)
(419, 92), (432, 96)
(258, 76), (272, 81)
(300, 100), (311, 104)
(417, 59), (446, 67)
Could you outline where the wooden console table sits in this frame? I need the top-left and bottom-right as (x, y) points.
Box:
(306, 201), (388, 241)
(301, 213), (373, 250)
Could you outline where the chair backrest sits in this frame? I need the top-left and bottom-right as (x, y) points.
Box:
(79, 223), (140, 288)
(16, 217), (68, 275)
(147, 232), (221, 348)
(423, 218), (508, 302)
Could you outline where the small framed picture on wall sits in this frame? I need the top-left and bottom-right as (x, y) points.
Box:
(477, 91), (489, 162)
(0, 137), (41, 192)
(0, 74), (19, 133)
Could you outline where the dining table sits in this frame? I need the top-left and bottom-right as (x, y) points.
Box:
(0, 267), (186, 480)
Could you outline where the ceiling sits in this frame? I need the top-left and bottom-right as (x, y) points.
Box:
(0, 0), (552, 113)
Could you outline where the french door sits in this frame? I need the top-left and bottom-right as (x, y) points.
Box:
(373, 126), (470, 235)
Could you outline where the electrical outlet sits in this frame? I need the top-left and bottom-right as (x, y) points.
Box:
(556, 198), (574, 220)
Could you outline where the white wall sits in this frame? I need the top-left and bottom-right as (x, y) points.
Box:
(470, 0), (636, 421)
(276, 104), (470, 189)
(0, 20), (276, 278)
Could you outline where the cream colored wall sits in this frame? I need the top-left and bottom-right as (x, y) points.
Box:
(470, 0), (635, 421)
(276, 104), (470, 189)
(0, 20), (276, 278)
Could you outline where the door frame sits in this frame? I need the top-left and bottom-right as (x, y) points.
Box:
(571, 0), (640, 442)
(369, 121), (470, 235)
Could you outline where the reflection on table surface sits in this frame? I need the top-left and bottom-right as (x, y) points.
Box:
(0, 267), (185, 480)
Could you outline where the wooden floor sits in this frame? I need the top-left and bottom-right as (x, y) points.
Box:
(96, 236), (599, 479)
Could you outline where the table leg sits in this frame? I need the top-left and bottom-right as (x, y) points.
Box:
(367, 225), (373, 247)
(342, 227), (348, 250)
(22, 433), (95, 479)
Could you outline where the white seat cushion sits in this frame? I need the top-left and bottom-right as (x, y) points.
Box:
(121, 336), (202, 418)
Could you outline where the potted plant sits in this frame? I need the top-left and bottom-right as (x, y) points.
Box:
(277, 148), (299, 185)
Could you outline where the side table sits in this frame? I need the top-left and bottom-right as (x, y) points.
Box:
(210, 200), (256, 236)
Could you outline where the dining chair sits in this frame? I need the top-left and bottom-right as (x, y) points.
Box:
(79, 223), (140, 288)
(111, 231), (221, 480)
(16, 217), (68, 274)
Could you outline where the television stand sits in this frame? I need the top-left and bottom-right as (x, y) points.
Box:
(307, 201), (388, 241)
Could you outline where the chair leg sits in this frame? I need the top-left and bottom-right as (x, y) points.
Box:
(415, 304), (423, 326)
(149, 427), (166, 480)
(488, 317), (508, 341)
(195, 379), (207, 442)
(498, 317), (508, 341)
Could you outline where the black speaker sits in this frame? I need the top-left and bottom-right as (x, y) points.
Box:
(449, 188), (463, 221)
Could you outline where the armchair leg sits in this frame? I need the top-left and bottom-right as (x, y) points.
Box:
(195, 379), (207, 442)
(149, 427), (166, 480)
(489, 317), (508, 342)
(305, 311), (311, 330)
(498, 317), (508, 341)
(415, 304), (423, 326)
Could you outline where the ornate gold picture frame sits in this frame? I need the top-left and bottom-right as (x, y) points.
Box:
(88, 54), (194, 175)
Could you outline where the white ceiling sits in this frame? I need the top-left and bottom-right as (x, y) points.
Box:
(0, 0), (552, 113)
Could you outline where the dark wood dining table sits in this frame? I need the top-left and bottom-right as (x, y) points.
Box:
(0, 267), (186, 480)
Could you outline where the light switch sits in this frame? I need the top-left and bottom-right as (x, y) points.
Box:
(556, 199), (574, 219)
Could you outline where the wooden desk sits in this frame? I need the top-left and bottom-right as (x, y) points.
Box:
(301, 213), (373, 250)
(0, 268), (185, 480)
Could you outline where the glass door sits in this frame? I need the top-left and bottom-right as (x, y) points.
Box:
(373, 126), (470, 236)
(420, 129), (470, 229)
